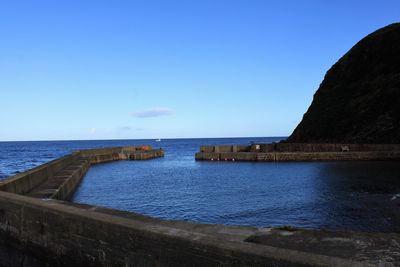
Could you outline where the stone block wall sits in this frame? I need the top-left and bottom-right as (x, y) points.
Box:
(0, 146), (164, 199)
(0, 191), (360, 267)
(0, 153), (81, 195)
(195, 144), (400, 161)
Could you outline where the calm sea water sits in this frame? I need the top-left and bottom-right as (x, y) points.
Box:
(1, 138), (400, 232)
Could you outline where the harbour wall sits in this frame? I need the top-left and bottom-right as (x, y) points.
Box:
(0, 153), (82, 196)
(195, 144), (400, 161)
(0, 145), (398, 266)
(0, 146), (164, 200)
(78, 146), (163, 164)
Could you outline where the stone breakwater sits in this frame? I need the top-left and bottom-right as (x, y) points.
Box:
(195, 143), (400, 162)
(0, 146), (399, 266)
(0, 146), (164, 201)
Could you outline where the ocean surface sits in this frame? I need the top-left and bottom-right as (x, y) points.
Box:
(1, 137), (400, 232)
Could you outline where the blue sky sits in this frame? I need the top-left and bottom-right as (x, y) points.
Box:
(1, 0), (399, 141)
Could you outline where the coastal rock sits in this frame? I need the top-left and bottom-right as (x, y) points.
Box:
(287, 23), (400, 143)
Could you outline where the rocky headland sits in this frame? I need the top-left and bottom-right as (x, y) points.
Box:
(288, 23), (400, 143)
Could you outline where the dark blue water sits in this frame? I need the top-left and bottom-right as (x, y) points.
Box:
(1, 138), (400, 232)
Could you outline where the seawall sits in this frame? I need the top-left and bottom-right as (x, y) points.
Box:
(1, 190), (400, 266)
(0, 146), (164, 200)
(195, 143), (400, 161)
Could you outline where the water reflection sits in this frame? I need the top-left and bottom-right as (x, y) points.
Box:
(312, 162), (400, 232)
(73, 158), (400, 232)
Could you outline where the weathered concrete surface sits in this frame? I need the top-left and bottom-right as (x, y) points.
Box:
(0, 146), (164, 200)
(246, 227), (400, 266)
(195, 144), (400, 161)
(79, 146), (164, 164)
(0, 153), (81, 195)
(26, 157), (90, 200)
(0, 191), (397, 267)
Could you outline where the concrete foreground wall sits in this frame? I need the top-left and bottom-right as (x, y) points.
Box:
(196, 144), (400, 161)
(0, 191), (384, 267)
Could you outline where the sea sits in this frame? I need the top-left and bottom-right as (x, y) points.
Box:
(1, 137), (400, 233)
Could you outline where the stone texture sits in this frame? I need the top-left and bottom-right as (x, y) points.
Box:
(287, 23), (400, 144)
(0, 191), (395, 267)
(246, 228), (400, 266)
(195, 144), (400, 161)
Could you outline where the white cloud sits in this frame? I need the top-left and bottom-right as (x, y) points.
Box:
(131, 107), (174, 118)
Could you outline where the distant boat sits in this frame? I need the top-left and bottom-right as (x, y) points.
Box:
(155, 139), (161, 142)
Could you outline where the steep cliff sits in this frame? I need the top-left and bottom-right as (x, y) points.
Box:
(287, 23), (400, 143)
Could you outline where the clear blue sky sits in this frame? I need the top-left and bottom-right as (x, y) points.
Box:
(1, 0), (399, 141)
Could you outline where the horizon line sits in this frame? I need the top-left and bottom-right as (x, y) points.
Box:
(0, 136), (288, 143)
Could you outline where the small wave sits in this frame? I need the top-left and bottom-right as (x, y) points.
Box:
(218, 207), (280, 220)
(0, 171), (8, 179)
(391, 193), (400, 201)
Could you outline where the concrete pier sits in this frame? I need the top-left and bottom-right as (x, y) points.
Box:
(195, 143), (400, 162)
(0, 146), (164, 200)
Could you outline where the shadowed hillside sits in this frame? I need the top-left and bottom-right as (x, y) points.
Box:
(288, 23), (400, 143)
